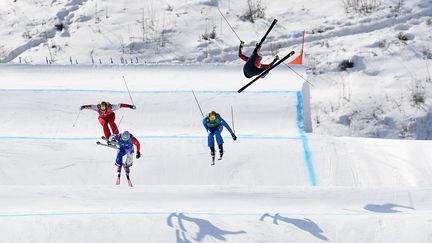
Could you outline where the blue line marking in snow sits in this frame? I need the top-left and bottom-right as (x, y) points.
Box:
(0, 135), (302, 141)
(0, 210), (412, 218)
(0, 88), (298, 94)
(296, 91), (317, 186)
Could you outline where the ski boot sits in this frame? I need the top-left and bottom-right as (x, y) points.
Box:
(218, 144), (224, 160)
(210, 147), (216, 165)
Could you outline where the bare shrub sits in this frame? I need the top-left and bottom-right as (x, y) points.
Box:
(240, 0), (265, 23)
(201, 26), (217, 40)
(342, 0), (381, 14)
(339, 59), (354, 71)
(422, 48), (432, 59)
(410, 79), (426, 107)
(397, 32), (408, 41)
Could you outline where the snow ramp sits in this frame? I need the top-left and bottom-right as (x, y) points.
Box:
(1, 65), (432, 242)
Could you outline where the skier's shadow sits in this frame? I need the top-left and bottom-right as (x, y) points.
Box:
(364, 203), (415, 213)
(260, 213), (329, 241)
(167, 212), (246, 242)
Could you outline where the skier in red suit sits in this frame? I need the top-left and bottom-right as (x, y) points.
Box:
(80, 101), (136, 138)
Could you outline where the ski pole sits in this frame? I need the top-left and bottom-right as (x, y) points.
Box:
(191, 89), (204, 117)
(72, 109), (82, 127)
(217, 7), (241, 42)
(117, 114), (125, 131)
(122, 75), (135, 106)
(283, 63), (314, 87)
(231, 105), (235, 134)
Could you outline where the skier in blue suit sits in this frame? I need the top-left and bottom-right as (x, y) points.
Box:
(109, 131), (141, 187)
(203, 111), (237, 164)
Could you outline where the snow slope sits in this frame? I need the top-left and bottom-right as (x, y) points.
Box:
(2, 0), (432, 139)
(1, 65), (432, 242)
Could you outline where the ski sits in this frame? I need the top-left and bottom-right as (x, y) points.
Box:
(238, 50), (296, 93)
(101, 136), (117, 145)
(96, 141), (117, 149)
(257, 19), (278, 48)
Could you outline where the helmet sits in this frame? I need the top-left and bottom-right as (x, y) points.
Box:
(121, 131), (130, 141)
(208, 111), (217, 122)
(100, 101), (108, 111)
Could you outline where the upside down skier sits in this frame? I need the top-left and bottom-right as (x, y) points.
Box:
(203, 111), (237, 165)
(109, 131), (141, 187)
(80, 101), (136, 139)
(236, 19), (296, 93)
(239, 41), (279, 78)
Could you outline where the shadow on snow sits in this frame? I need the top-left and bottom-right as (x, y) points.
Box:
(364, 203), (415, 213)
(167, 212), (246, 242)
(260, 213), (329, 241)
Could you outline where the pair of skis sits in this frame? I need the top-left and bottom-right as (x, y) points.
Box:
(97, 136), (133, 187)
(237, 19), (296, 93)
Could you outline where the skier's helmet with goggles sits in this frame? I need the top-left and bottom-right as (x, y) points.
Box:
(121, 131), (130, 141)
(209, 111), (217, 122)
(100, 101), (108, 111)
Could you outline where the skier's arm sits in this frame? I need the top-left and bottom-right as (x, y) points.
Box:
(220, 118), (234, 134)
(132, 136), (141, 159)
(202, 118), (209, 131)
(238, 45), (249, 62)
(109, 134), (120, 142)
(220, 118), (237, 140)
(260, 55), (279, 69)
(80, 104), (98, 111)
(111, 103), (136, 111)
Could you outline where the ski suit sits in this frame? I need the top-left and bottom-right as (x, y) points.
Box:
(239, 45), (277, 78)
(202, 114), (234, 148)
(81, 102), (133, 138)
(110, 133), (141, 174)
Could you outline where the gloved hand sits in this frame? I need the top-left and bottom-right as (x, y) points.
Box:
(274, 55), (279, 61)
(231, 133), (237, 141)
(239, 40), (244, 48)
(129, 104), (136, 109)
(80, 105), (85, 110)
(136, 151), (141, 159)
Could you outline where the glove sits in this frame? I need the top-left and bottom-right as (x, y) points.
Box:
(239, 40), (244, 48)
(136, 151), (141, 159)
(130, 104), (136, 110)
(231, 133), (237, 141)
(80, 105), (85, 110)
(274, 55), (279, 61)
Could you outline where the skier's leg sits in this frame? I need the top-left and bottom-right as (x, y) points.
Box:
(210, 146), (215, 157)
(218, 143), (224, 156)
(99, 117), (111, 139)
(125, 149), (134, 176)
(115, 149), (126, 167)
(108, 113), (119, 135)
(207, 132), (215, 148)
(215, 127), (224, 146)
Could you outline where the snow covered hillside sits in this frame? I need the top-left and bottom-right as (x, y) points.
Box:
(1, 0), (432, 138)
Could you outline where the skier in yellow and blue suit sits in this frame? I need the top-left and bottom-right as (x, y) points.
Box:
(202, 111), (237, 164)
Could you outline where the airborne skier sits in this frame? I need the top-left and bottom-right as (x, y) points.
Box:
(236, 19), (295, 93)
(239, 41), (279, 78)
(109, 131), (141, 187)
(203, 111), (237, 165)
(80, 101), (136, 139)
